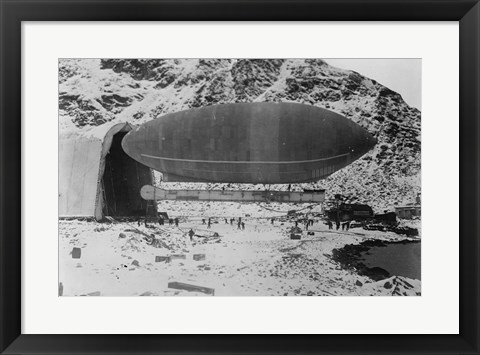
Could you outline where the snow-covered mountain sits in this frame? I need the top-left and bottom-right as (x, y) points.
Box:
(59, 59), (421, 212)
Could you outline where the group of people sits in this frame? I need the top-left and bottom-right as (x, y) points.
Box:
(137, 216), (181, 228)
(293, 218), (314, 231)
(157, 217), (179, 227)
(202, 217), (215, 229)
(202, 218), (212, 228)
(326, 219), (351, 231)
(202, 217), (247, 230)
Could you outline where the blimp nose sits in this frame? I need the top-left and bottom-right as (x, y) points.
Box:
(366, 132), (377, 149)
(363, 132), (377, 153)
(351, 128), (377, 157)
(121, 129), (142, 162)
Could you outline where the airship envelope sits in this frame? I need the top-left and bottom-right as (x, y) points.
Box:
(122, 102), (376, 184)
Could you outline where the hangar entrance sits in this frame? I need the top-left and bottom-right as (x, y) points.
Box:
(102, 131), (152, 217)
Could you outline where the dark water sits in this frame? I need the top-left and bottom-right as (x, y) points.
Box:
(360, 242), (421, 280)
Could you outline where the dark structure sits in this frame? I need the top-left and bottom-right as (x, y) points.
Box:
(326, 203), (374, 222)
(395, 205), (421, 219)
(374, 211), (397, 224)
(102, 131), (152, 217)
(122, 102), (376, 184)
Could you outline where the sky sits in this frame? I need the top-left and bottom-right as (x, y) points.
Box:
(324, 59), (422, 110)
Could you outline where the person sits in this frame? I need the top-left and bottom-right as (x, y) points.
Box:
(341, 222), (346, 231)
(230, 218), (234, 225)
(327, 220), (333, 230)
(346, 221), (351, 231)
(288, 184), (291, 191)
(237, 220), (241, 230)
(207, 219), (211, 229)
(336, 221), (340, 230)
(174, 217), (179, 227)
(188, 229), (195, 241)
(225, 218), (228, 224)
(241, 222), (245, 230)
(137, 218), (142, 226)
(271, 218), (274, 224)
(169, 218), (173, 225)
(202, 218), (206, 225)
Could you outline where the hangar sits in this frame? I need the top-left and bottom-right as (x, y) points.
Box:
(59, 122), (153, 221)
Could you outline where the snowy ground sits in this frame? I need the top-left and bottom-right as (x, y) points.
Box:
(59, 201), (420, 297)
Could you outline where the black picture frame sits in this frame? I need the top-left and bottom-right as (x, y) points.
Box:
(1, 0), (479, 354)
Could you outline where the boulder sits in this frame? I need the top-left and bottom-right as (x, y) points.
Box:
(87, 291), (101, 296)
(384, 281), (393, 289)
(168, 281), (215, 295)
(72, 247), (81, 259)
(193, 254), (206, 261)
(155, 256), (170, 263)
(139, 291), (156, 296)
(80, 291), (101, 296)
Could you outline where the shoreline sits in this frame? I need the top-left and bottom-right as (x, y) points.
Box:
(331, 239), (421, 281)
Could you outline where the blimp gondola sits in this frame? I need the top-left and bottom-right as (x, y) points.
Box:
(121, 102), (376, 184)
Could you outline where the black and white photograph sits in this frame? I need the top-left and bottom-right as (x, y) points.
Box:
(58, 58), (421, 297)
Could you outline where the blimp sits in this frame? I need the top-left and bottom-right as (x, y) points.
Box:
(121, 102), (376, 184)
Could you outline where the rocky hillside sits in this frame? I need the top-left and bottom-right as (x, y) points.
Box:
(59, 59), (421, 212)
